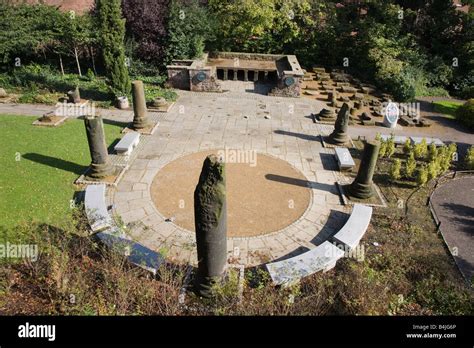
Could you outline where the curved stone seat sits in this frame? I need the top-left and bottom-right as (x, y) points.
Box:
(266, 204), (372, 285)
(333, 204), (372, 250)
(84, 184), (165, 274)
(84, 184), (113, 233)
(265, 241), (345, 285)
(95, 227), (165, 275)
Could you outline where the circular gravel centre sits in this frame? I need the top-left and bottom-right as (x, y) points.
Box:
(150, 150), (311, 238)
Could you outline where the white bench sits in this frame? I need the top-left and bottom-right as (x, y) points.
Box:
(335, 147), (355, 171)
(265, 241), (345, 285)
(84, 184), (113, 233)
(380, 134), (408, 146)
(410, 136), (444, 147)
(114, 132), (140, 156)
(333, 204), (372, 251)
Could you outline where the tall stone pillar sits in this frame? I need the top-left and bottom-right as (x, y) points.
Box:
(84, 116), (113, 178)
(223, 69), (228, 81)
(244, 70), (249, 82)
(132, 80), (150, 130)
(233, 70), (238, 81)
(348, 140), (380, 199)
(194, 155), (227, 297)
(328, 102), (350, 145)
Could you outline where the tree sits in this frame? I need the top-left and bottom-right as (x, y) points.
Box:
(207, 0), (276, 52)
(165, 0), (214, 63)
(389, 159), (402, 181)
(455, 99), (474, 130)
(121, 0), (168, 64)
(97, 0), (130, 96)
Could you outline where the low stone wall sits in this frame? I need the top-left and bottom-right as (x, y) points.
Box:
(189, 66), (221, 92)
(167, 65), (191, 90)
(208, 51), (285, 61)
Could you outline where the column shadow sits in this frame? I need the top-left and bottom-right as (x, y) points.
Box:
(23, 153), (87, 175)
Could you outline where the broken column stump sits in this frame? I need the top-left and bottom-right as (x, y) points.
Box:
(132, 80), (150, 130)
(348, 140), (380, 199)
(194, 155), (227, 297)
(84, 115), (114, 178)
(67, 86), (81, 104)
(328, 102), (350, 145)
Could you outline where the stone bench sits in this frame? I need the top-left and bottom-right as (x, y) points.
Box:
(335, 147), (355, 171)
(265, 241), (345, 285)
(114, 132), (140, 156)
(410, 136), (444, 147)
(84, 184), (113, 233)
(95, 227), (165, 275)
(380, 135), (408, 146)
(333, 204), (372, 250)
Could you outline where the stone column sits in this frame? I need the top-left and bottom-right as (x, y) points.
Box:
(194, 155), (227, 297)
(348, 140), (380, 199)
(68, 86), (81, 104)
(328, 102), (350, 145)
(327, 90), (334, 102)
(223, 69), (228, 81)
(244, 70), (248, 82)
(84, 116), (113, 178)
(132, 80), (150, 130)
(264, 71), (268, 81)
(233, 70), (238, 81)
(253, 71), (259, 82)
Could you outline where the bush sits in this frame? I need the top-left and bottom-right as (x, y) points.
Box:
(465, 146), (474, 170)
(416, 165), (428, 186)
(403, 139), (412, 155)
(405, 152), (416, 178)
(414, 139), (428, 160)
(455, 99), (474, 130)
(385, 136), (396, 159)
(389, 159), (401, 181)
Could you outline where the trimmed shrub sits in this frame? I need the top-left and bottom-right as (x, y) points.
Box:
(455, 99), (474, 130)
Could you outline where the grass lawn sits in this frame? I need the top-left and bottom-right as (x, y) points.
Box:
(432, 100), (463, 119)
(0, 114), (123, 229)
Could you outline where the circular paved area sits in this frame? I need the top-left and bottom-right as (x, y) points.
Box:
(431, 176), (474, 283)
(110, 89), (350, 266)
(150, 150), (311, 238)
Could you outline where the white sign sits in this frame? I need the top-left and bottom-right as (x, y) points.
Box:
(383, 102), (399, 128)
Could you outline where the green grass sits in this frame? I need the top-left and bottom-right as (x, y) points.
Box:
(432, 100), (463, 119)
(0, 115), (123, 229)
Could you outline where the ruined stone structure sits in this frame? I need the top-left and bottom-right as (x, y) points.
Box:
(83, 116), (113, 178)
(167, 52), (304, 97)
(131, 80), (150, 130)
(194, 155), (227, 297)
(348, 140), (380, 199)
(328, 103), (350, 145)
